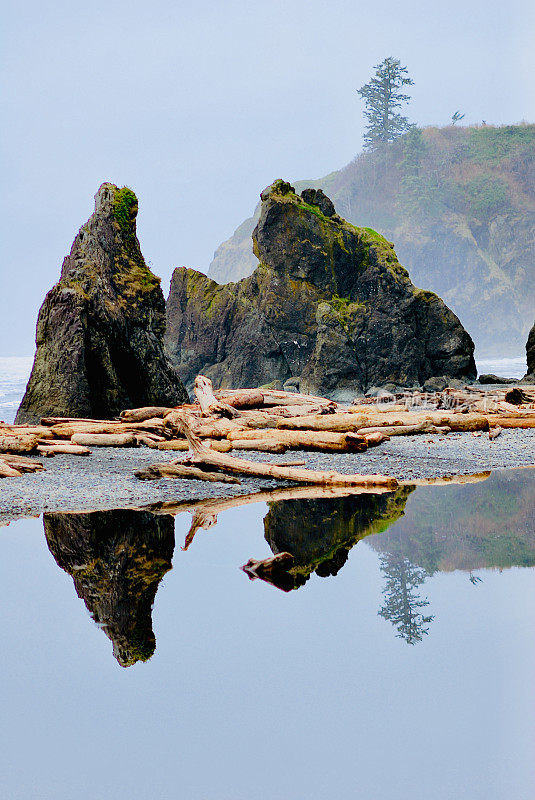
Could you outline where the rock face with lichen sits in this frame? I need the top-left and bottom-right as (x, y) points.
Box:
(525, 321), (535, 380)
(44, 510), (175, 667)
(165, 180), (476, 398)
(16, 183), (188, 423)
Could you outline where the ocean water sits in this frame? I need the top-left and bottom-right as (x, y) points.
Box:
(0, 354), (528, 424)
(0, 356), (34, 423)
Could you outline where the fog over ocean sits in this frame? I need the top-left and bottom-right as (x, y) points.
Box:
(0, 354), (528, 426)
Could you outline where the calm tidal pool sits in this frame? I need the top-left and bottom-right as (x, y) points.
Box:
(1, 469), (534, 799)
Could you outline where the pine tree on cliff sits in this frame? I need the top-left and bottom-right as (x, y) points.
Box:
(357, 57), (414, 150)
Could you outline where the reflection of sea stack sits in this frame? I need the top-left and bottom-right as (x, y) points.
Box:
(44, 510), (174, 667)
(249, 488), (413, 590)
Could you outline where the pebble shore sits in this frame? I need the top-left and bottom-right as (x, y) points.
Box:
(1, 429), (534, 525)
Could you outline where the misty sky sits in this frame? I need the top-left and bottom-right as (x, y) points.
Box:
(2, 0), (534, 356)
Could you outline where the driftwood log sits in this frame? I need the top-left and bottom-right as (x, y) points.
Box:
(165, 413), (397, 488)
(135, 463), (241, 483)
(71, 432), (137, 447)
(226, 428), (368, 452)
(194, 375), (240, 418)
(0, 433), (40, 454)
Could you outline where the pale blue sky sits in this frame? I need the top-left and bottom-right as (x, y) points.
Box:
(2, 0), (534, 354)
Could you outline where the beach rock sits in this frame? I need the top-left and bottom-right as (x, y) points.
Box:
(166, 180), (476, 397)
(478, 374), (517, 385)
(423, 376), (448, 393)
(16, 183), (188, 423)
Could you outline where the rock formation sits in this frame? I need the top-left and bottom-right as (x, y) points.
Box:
(44, 509), (175, 667)
(525, 321), (535, 380)
(16, 183), (188, 423)
(166, 180), (476, 398)
(208, 125), (535, 357)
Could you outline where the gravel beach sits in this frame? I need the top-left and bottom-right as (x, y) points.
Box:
(1, 429), (534, 525)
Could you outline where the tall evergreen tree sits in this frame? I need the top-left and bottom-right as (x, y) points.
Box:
(357, 57), (414, 150)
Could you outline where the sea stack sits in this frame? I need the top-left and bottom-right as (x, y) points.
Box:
(16, 183), (188, 423)
(525, 321), (535, 381)
(165, 180), (476, 399)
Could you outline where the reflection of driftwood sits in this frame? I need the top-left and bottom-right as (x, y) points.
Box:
(242, 553), (296, 592)
(170, 412), (396, 488)
(403, 471), (491, 487)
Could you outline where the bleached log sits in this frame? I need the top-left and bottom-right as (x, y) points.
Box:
(0, 453), (44, 471)
(135, 463), (241, 483)
(357, 422), (450, 436)
(158, 438), (233, 453)
(364, 431), (390, 446)
(215, 389), (265, 409)
(485, 417), (535, 428)
(194, 375), (241, 418)
(277, 411), (490, 433)
(231, 439), (288, 454)
(71, 433), (136, 447)
(120, 407), (176, 423)
(0, 425), (55, 439)
(0, 433), (40, 454)
(50, 419), (165, 438)
(0, 461), (22, 477)
(170, 413), (395, 488)
(38, 442), (92, 455)
(227, 428), (368, 452)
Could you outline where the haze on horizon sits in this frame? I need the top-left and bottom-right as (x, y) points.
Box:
(2, 0), (534, 356)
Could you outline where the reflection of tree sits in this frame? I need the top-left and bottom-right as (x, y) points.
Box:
(378, 553), (433, 645)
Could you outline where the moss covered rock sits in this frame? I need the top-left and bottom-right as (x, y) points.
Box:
(209, 125), (535, 357)
(526, 320), (535, 379)
(166, 181), (475, 398)
(16, 183), (188, 423)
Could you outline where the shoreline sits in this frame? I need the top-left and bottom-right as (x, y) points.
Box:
(2, 429), (534, 525)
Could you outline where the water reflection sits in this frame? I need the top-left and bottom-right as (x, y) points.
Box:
(243, 469), (535, 643)
(41, 469), (534, 661)
(43, 510), (174, 666)
(243, 487), (413, 591)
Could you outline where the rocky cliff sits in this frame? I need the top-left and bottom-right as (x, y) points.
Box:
(16, 183), (188, 423)
(44, 509), (175, 667)
(208, 125), (535, 357)
(166, 180), (475, 398)
(526, 321), (535, 379)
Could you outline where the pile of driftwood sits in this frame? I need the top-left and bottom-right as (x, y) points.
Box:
(1, 375), (534, 482)
(133, 375), (535, 487)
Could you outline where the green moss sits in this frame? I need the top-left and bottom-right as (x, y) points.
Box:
(113, 187), (138, 235)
